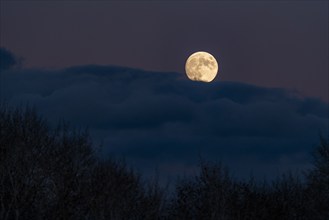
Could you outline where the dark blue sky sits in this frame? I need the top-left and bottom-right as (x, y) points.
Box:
(1, 1), (328, 101)
(0, 1), (328, 181)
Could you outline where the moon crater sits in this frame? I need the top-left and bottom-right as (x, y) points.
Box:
(185, 51), (218, 82)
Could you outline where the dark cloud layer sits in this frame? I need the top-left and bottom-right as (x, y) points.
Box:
(0, 47), (19, 71)
(2, 61), (328, 181)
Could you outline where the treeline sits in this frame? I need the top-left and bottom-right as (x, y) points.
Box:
(0, 104), (328, 220)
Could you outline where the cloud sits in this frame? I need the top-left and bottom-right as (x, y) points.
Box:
(2, 61), (328, 180)
(0, 47), (20, 71)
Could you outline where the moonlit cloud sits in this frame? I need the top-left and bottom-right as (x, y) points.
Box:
(2, 60), (328, 180)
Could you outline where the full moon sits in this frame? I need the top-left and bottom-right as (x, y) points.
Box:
(185, 51), (218, 82)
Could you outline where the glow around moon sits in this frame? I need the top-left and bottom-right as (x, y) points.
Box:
(185, 51), (218, 82)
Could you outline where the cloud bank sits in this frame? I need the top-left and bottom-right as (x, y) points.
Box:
(0, 47), (20, 71)
(2, 61), (328, 180)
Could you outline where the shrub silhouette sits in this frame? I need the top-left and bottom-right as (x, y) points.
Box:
(170, 163), (322, 220)
(0, 103), (328, 219)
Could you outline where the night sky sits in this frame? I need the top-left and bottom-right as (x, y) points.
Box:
(1, 1), (328, 182)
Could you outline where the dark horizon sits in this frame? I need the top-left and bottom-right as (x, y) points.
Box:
(1, 99), (328, 219)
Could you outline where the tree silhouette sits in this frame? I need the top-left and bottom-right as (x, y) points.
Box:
(0, 104), (165, 219)
(306, 137), (329, 219)
(0, 103), (328, 219)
